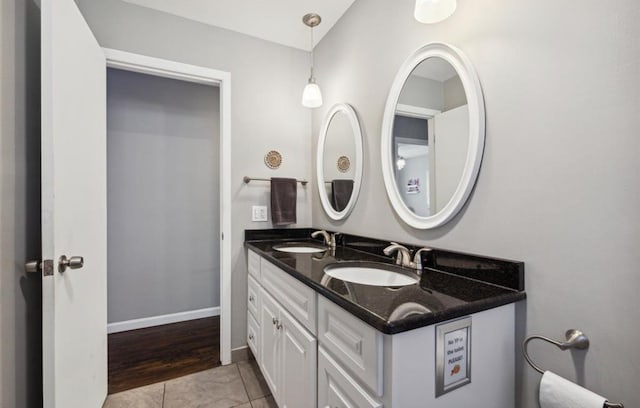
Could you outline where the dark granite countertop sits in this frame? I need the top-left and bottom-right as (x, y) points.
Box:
(245, 229), (526, 335)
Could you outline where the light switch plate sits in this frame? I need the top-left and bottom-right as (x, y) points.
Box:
(252, 205), (268, 222)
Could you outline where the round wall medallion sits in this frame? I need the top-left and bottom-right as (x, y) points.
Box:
(337, 156), (351, 173)
(264, 150), (283, 169)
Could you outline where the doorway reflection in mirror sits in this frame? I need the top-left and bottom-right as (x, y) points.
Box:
(392, 57), (468, 217)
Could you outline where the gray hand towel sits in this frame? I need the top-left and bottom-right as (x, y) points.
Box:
(331, 179), (354, 212)
(271, 178), (297, 226)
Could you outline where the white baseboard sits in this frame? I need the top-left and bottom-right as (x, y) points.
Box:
(107, 306), (220, 334)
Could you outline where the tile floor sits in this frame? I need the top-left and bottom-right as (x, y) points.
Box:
(103, 360), (277, 408)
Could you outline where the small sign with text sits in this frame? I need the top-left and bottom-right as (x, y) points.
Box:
(444, 328), (468, 387)
(436, 317), (471, 397)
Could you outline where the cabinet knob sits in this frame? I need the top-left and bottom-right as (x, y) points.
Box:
(249, 295), (255, 302)
(249, 334), (254, 341)
(271, 317), (283, 330)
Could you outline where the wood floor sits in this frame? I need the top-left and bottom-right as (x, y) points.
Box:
(108, 316), (221, 394)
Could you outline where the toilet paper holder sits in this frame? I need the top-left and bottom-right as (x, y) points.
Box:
(523, 329), (624, 408)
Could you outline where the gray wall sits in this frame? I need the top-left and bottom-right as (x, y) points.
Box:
(0, 0), (42, 406)
(312, 1), (640, 407)
(398, 75), (444, 110)
(76, 0), (312, 347)
(107, 68), (221, 323)
(443, 75), (465, 111)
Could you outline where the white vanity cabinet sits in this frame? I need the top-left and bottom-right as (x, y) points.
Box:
(247, 249), (517, 408)
(248, 251), (318, 408)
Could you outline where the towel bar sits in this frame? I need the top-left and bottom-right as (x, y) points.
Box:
(523, 329), (624, 408)
(243, 176), (308, 186)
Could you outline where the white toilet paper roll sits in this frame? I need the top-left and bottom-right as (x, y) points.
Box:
(540, 371), (606, 408)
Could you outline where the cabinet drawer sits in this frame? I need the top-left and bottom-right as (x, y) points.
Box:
(247, 311), (260, 361)
(318, 296), (383, 396)
(248, 275), (261, 321)
(261, 258), (317, 334)
(318, 346), (382, 408)
(248, 250), (261, 280)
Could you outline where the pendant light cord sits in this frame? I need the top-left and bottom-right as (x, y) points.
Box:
(309, 25), (315, 80)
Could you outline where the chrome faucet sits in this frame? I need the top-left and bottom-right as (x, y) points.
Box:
(383, 242), (415, 268)
(311, 230), (331, 246)
(413, 247), (433, 275)
(311, 230), (339, 249)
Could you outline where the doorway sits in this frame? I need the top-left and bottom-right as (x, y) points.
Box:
(103, 49), (232, 393)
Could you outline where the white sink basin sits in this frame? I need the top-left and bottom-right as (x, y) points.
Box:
(273, 243), (328, 254)
(323, 263), (418, 287)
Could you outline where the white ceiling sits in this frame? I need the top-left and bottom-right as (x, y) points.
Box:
(412, 58), (458, 82)
(121, 0), (356, 51)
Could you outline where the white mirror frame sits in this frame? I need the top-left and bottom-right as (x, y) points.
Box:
(381, 42), (485, 229)
(316, 103), (364, 221)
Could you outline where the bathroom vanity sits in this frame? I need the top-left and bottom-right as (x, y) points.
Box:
(245, 229), (525, 408)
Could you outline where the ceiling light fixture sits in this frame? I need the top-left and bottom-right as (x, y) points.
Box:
(414, 0), (457, 24)
(301, 13), (323, 108)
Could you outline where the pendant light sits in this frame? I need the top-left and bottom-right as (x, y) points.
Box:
(414, 0), (457, 24)
(302, 13), (323, 108)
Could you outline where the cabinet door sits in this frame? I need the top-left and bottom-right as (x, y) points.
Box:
(318, 347), (382, 408)
(280, 308), (317, 408)
(260, 289), (281, 401)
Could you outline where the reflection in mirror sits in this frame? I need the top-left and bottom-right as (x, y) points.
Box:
(381, 43), (484, 229)
(324, 112), (355, 211)
(317, 103), (363, 220)
(393, 57), (469, 217)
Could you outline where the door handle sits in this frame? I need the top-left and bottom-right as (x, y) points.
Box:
(25, 260), (41, 273)
(25, 259), (54, 276)
(58, 255), (84, 273)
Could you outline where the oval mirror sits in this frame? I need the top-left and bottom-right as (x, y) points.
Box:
(317, 103), (364, 220)
(381, 43), (485, 229)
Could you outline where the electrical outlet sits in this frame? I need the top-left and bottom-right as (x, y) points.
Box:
(252, 206), (268, 222)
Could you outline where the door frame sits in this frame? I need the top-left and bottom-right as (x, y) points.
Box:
(103, 48), (232, 365)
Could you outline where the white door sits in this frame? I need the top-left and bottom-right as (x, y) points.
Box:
(434, 105), (470, 211)
(279, 308), (317, 408)
(41, 0), (107, 406)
